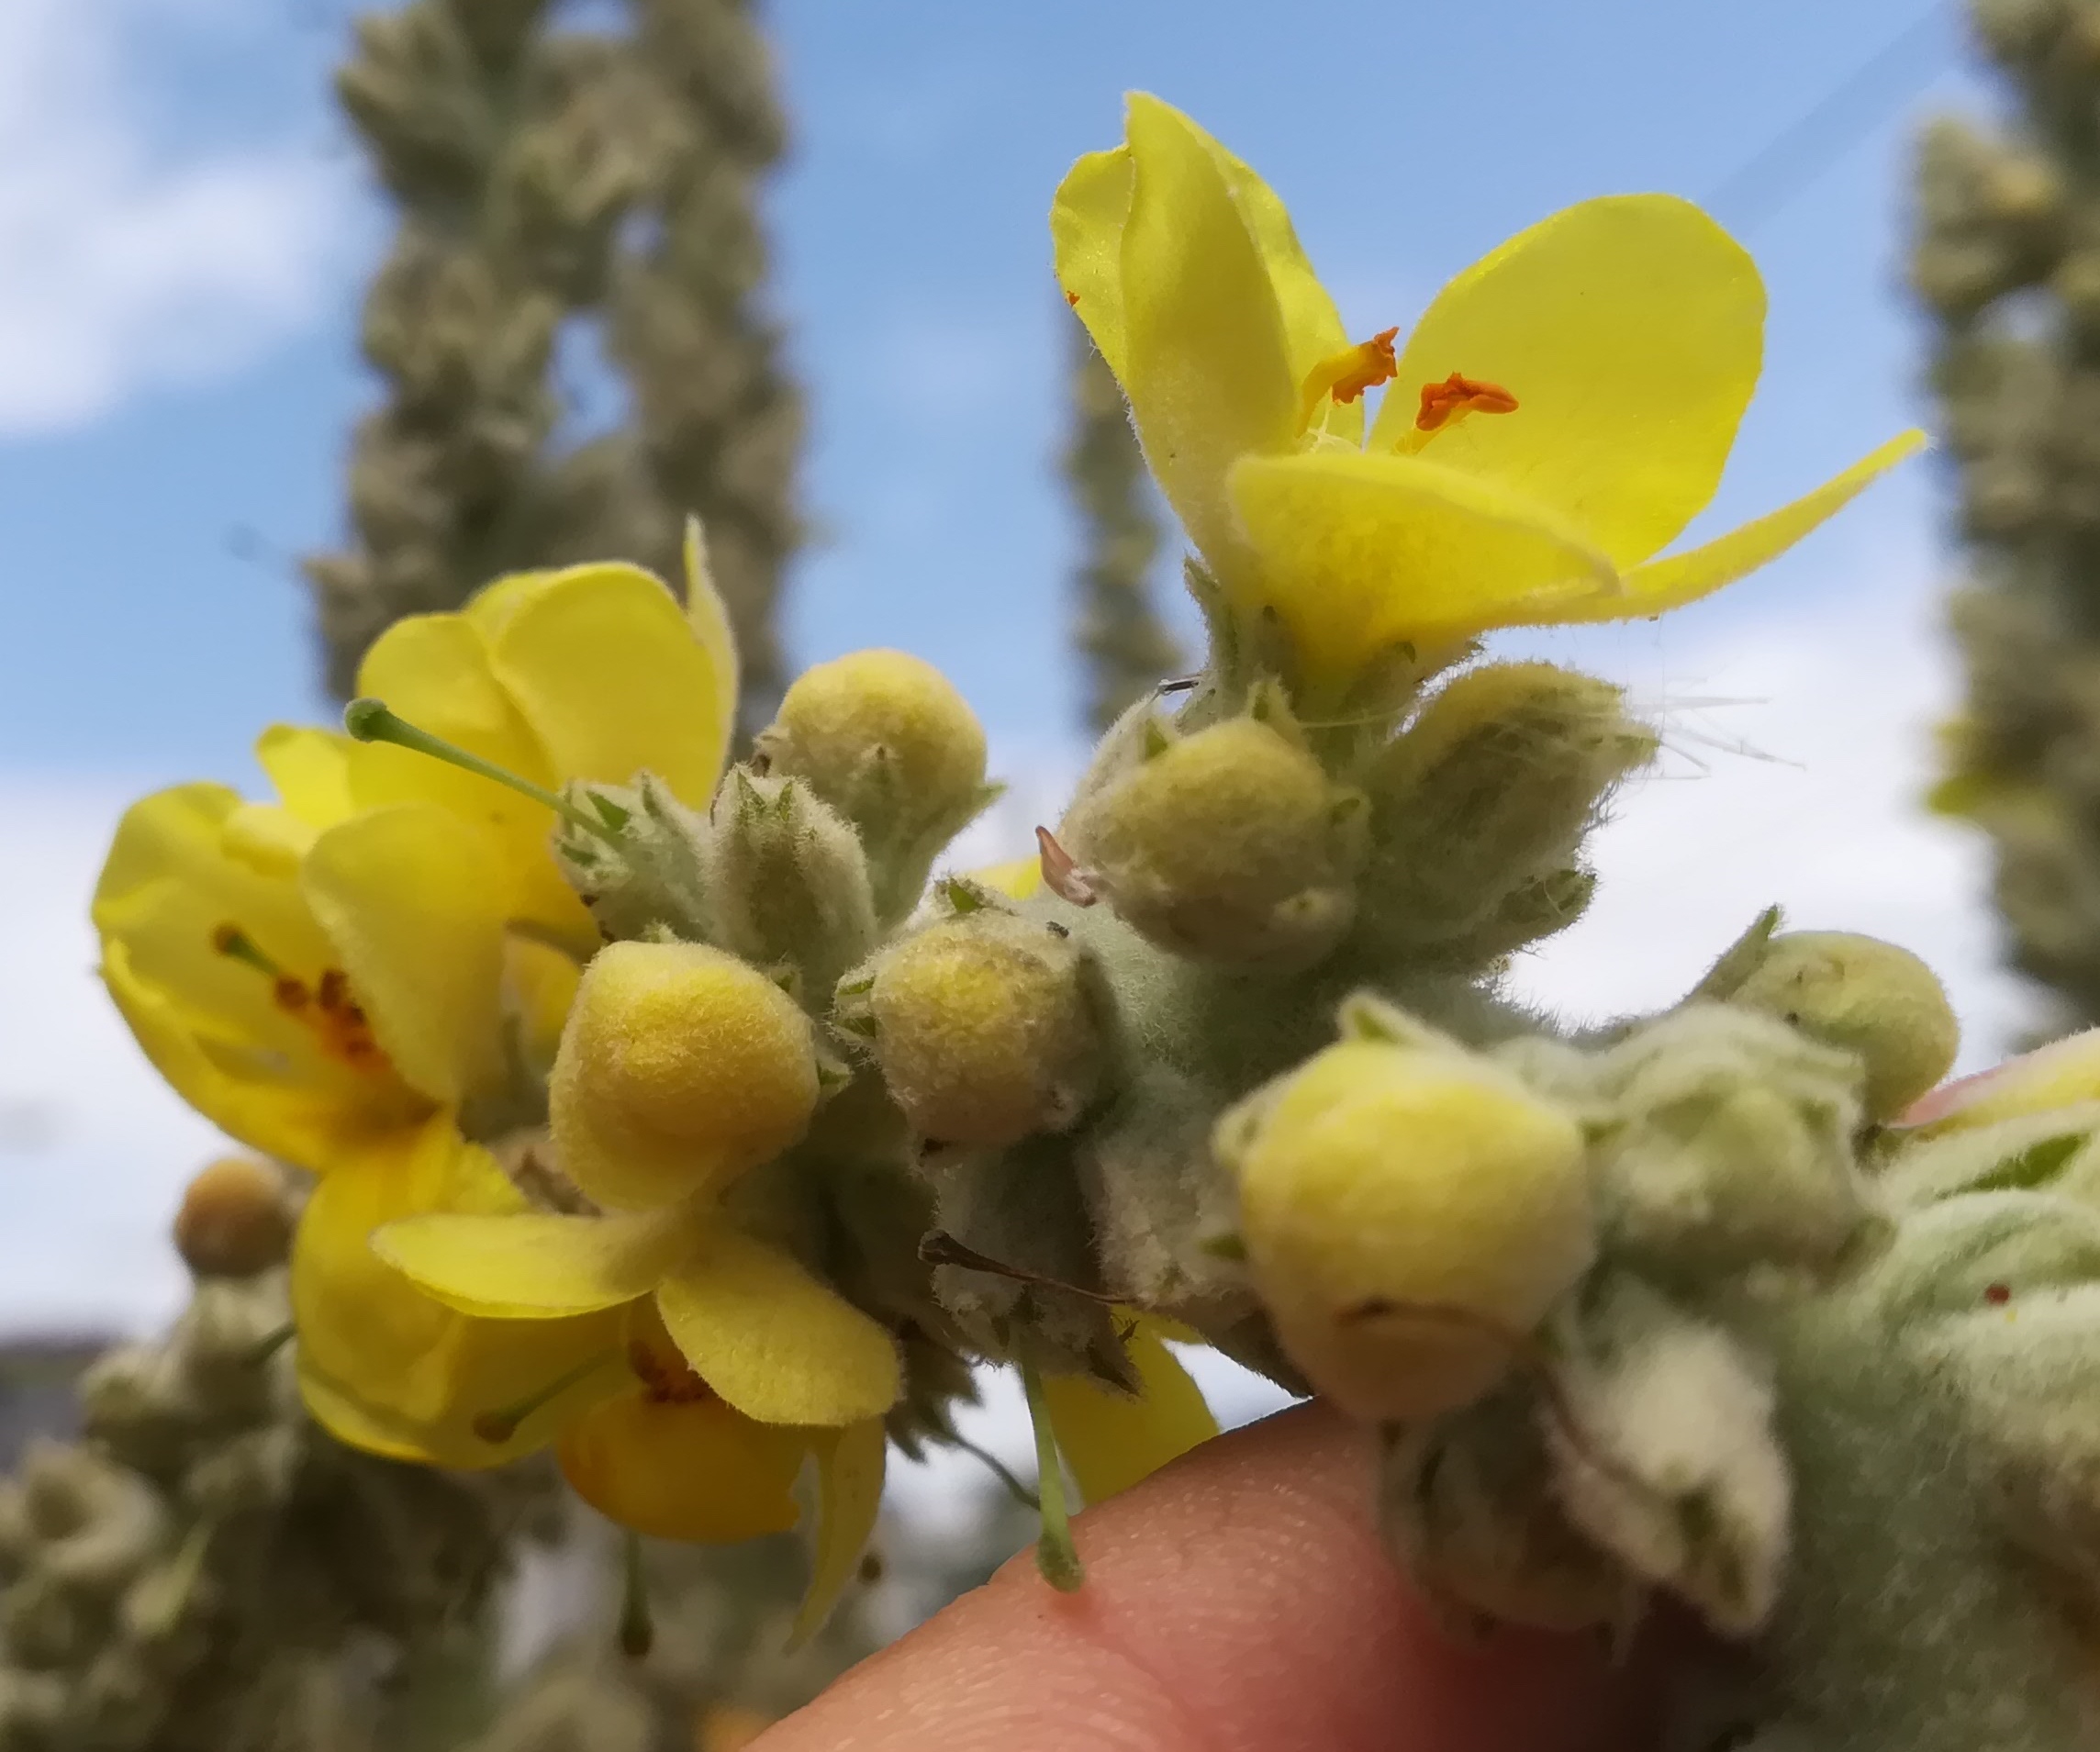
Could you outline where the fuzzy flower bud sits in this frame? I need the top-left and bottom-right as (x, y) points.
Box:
(1725, 931), (1960, 1120)
(1059, 712), (1366, 971)
(551, 940), (820, 1211)
(1359, 663), (1656, 964)
(837, 906), (1101, 1147)
(172, 1157), (292, 1278)
(758, 650), (990, 921)
(1218, 1034), (1593, 1420)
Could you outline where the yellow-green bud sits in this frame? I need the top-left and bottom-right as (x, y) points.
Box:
(1727, 932), (1960, 1120)
(759, 650), (990, 920)
(1060, 715), (1365, 970)
(551, 941), (820, 1210)
(838, 910), (1100, 1146)
(1220, 1038), (1593, 1420)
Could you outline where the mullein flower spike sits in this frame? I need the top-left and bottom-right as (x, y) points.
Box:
(89, 95), (2085, 1747)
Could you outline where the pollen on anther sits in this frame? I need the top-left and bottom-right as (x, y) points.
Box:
(1415, 372), (1519, 432)
(273, 976), (311, 1013)
(1064, 289), (1080, 307)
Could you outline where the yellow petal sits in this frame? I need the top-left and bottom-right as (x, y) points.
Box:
(1053, 144), (1134, 381)
(1040, 1322), (1219, 1505)
(1120, 92), (1296, 583)
(1228, 448), (1618, 690)
(558, 1390), (804, 1544)
(99, 937), (371, 1171)
(256, 724), (355, 828)
(792, 1417), (888, 1646)
(219, 803), (316, 882)
(970, 856), (1043, 901)
(684, 519), (743, 764)
(505, 932), (582, 1074)
(94, 785), (407, 1166)
(655, 1231), (900, 1426)
(485, 562), (732, 808)
(348, 611), (591, 946)
(301, 803), (509, 1107)
(374, 1203), (697, 1319)
(1898, 1028), (2100, 1132)
(1368, 195), (1765, 567)
(293, 1121), (622, 1467)
(1561, 430), (1928, 623)
(1201, 134), (1357, 447)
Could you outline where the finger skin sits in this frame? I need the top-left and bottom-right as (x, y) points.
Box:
(753, 1402), (1657, 1752)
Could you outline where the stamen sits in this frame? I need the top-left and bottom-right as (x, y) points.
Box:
(1296, 327), (1401, 433)
(1398, 372), (1519, 452)
(627, 1337), (714, 1405)
(1020, 1360), (1086, 1592)
(471, 1348), (621, 1445)
(243, 1322), (296, 1367)
(343, 698), (620, 843)
(212, 924), (283, 978)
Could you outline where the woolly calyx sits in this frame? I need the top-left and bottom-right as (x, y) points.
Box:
(1547, 1276), (1790, 1635)
(710, 769), (879, 1009)
(835, 900), (1102, 1149)
(1583, 1005), (1872, 1283)
(550, 940), (820, 1211)
(756, 650), (993, 922)
(1357, 663), (1657, 965)
(1058, 709), (1367, 971)
(1218, 1010), (1594, 1420)
(1720, 930), (1960, 1120)
(1380, 1385), (1638, 1635)
(172, 1158), (293, 1279)
(551, 770), (715, 944)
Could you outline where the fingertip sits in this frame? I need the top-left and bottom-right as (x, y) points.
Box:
(754, 1403), (1656, 1752)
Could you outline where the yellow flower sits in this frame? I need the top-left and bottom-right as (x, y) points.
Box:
(1054, 94), (1925, 697)
(93, 541), (740, 1467)
(1039, 1315), (1219, 1503)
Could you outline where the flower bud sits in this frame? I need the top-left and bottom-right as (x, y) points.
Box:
(709, 770), (878, 1005)
(1591, 1005), (1869, 1278)
(1219, 1037), (1593, 1420)
(1359, 664), (1655, 964)
(173, 1156), (293, 1278)
(1726, 931), (1960, 1120)
(758, 650), (990, 921)
(552, 941), (820, 1210)
(1059, 714), (1365, 970)
(837, 909), (1101, 1146)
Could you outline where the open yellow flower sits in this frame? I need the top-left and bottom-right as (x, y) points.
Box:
(93, 541), (740, 1467)
(1054, 94), (1925, 697)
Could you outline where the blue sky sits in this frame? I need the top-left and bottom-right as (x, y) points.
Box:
(1, 0), (2039, 1332)
(0, 0), (1965, 780)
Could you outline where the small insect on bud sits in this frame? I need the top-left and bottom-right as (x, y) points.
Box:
(835, 911), (1101, 1148)
(551, 941), (821, 1211)
(173, 1156), (293, 1278)
(1727, 931), (1960, 1121)
(1218, 1035), (1593, 1421)
(1059, 714), (1366, 971)
(758, 651), (991, 921)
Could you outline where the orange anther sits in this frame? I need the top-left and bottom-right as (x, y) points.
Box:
(629, 1336), (715, 1404)
(1296, 328), (1402, 433)
(1414, 372), (1518, 432)
(273, 976), (310, 1013)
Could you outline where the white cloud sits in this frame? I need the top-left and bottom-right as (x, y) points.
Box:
(0, 0), (352, 432)
(0, 776), (223, 1334)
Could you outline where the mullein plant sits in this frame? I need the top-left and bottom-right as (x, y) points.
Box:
(89, 89), (2100, 1748)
